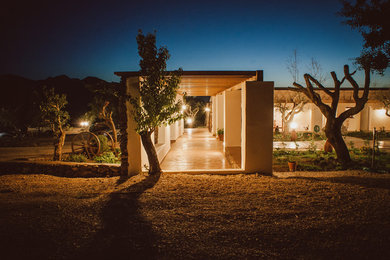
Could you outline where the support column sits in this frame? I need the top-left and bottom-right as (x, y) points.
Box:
(242, 81), (274, 175)
(310, 103), (322, 131)
(126, 77), (142, 175)
(211, 96), (217, 135)
(216, 92), (225, 133)
(224, 89), (241, 149)
(360, 105), (370, 131)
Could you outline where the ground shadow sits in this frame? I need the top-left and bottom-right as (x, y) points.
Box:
(76, 173), (161, 259)
(287, 176), (390, 191)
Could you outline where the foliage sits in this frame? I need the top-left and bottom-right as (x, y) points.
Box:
(128, 30), (183, 174)
(340, 0), (390, 73)
(274, 131), (326, 141)
(86, 82), (122, 147)
(64, 153), (88, 162)
(184, 96), (207, 127)
(93, 152), (120, 164)
(129, 31), (183, 134)
(345, 130), (390, 139)
(217, 128), (224, 135)
(376, 89), (390, 117)
(39, 87), (70, 161)
(97, 134), (111, 153)
(39, 87), (69, 134)
(273, 148), (390, 172)
(274, 93), (308, 133)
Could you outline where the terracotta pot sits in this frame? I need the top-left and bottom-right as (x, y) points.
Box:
(218, 134), (224, 141)
(324, 139), (333, 153)
(288, 161), (297, 172)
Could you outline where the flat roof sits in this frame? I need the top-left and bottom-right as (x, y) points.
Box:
(114, 70), (257, 96)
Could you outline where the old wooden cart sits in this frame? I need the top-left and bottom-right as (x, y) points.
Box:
(71, 130), (116, 158)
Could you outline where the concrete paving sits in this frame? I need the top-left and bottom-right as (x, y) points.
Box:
(161, 128), (237, 171)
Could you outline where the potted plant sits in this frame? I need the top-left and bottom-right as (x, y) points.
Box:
(287, 156), (297, 172)
(217, 128), (224, 141)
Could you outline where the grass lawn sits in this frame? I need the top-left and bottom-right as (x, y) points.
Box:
(1, 172), (390, 259)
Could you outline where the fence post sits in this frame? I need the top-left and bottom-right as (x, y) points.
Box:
(371, 127), (376, 169)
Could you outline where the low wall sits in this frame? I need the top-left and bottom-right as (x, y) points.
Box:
(0, 161), (120, 178)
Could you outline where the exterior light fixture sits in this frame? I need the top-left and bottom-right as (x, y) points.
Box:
(182, 105), (187, 110)
(186, 118), (193, 124)
(290, 122), (298, 130)
(376, 109), (387, 117)
(205, 107), (211, 112)
(80, 121), (89, 127)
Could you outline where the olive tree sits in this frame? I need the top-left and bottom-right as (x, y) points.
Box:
(40, 87), (69, 161)
(129, 31), (183, 174)
(290, 65), (370, 165)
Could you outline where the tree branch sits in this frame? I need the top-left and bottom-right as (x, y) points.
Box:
(306, 73), (333, 97)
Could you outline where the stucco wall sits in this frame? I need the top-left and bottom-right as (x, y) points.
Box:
(224, 90), (241, 147)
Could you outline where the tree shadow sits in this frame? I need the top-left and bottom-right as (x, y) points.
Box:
(287, 176), (390, 191)
(76, 172), (161, 259)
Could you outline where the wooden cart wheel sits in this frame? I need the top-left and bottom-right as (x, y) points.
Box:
(71, 132), (101, 158)
(102, 131), (116, 153)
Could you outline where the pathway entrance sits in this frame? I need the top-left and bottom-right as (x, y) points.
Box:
(161, 128), (238, 171)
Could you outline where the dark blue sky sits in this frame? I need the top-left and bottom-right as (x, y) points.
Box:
(1, 0), (389, 87)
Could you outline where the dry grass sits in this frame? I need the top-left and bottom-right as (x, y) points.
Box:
(1, 171), (390, 259)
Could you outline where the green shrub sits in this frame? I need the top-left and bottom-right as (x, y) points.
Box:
(97, 134), (111, 153)
(64, 153), (88, 162)
(93, 152), (120, 164)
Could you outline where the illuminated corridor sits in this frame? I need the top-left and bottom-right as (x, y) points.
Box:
(161, 128), (238, 171)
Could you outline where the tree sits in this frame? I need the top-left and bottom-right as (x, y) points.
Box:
(276, 50), (308, 134)
(274, 93), (308, 133)
(376, 89), (390, 116)
(39, 87), (70, 161)
(340, 0), (390, 73)
(183, 96), (207, 127)
(290, 65), (370, 165)
(129, 31), (183, 175)
(86, 82), (121, 148)
(286, 49), (300, 83)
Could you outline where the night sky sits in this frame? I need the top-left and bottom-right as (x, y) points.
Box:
(1, 0), (389, 87)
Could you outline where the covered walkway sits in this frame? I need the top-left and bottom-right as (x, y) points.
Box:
(161, 128), (239, 171)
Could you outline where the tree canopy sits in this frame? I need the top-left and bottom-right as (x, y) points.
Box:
(340, 0), (390, 72)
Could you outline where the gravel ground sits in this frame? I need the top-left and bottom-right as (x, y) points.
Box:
(1, 171), (390, 259)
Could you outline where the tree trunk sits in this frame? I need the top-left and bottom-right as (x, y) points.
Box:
(141, 132), (161, 175)
(107, 117), (118, 148)
(53, 131), (66, 161)
(324, 119), (351, 165)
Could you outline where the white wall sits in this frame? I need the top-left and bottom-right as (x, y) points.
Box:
(216, 93), (225, 132)
(224, 89), (241, 147)
(369, 106), (390, 130)
(211, 96), (217, 135)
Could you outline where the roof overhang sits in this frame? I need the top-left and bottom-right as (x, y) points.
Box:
(114, 71), (257, 96)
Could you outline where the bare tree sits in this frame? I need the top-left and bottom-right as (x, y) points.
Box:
(308, 57), (327, 84)
(274, 93), (308, 133)
(286, 49), (299, 83)
(290, 65), (370, 165)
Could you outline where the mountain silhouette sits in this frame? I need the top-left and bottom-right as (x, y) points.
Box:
(0, 74), (111, 126)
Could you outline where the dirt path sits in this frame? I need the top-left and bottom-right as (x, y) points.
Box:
(1, 171), (390, 259)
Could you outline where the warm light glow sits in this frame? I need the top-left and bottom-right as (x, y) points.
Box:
(205, 107), (210, 112)
(376, 109), (387, 117)
(290, 122), (298, 130)
(182, 105), (187, 110)
(80, 121), (89, 127)
(186, 118), (193, 124)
